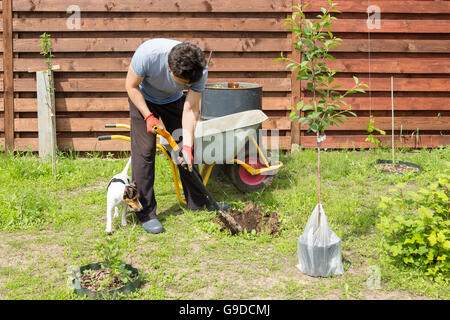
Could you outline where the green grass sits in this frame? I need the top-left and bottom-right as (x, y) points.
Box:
(0, 146), (449, 300)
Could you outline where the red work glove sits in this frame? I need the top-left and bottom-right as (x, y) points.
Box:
(178, 145), (193, 172)
(144, 113), (160, 134)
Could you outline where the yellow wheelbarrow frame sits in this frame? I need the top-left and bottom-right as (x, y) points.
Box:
(98, 123), (283, 205)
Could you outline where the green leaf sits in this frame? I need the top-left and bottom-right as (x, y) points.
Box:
(403, 257), (414, 264)
(428, 232), (437, 246)
(418, 207), (434, 219)
(302, 104), (314, 111)
(308, 112), (321, 119)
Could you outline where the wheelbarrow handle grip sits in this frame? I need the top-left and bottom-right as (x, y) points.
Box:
(153, 125), (180, 151)
(98, 136), (111, 141)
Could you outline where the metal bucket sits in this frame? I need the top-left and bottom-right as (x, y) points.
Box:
(201, 82), (263, 120)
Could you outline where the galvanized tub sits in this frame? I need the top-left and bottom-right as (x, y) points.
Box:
(201, 82), (263, 120)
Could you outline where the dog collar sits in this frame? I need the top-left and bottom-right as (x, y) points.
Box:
(107, 177), (130, 190)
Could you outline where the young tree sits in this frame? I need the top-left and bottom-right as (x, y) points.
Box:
(277, 0), (368, 224)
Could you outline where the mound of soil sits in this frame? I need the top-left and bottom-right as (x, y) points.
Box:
(80, 268), (136, 291)
(376, 162), (420, 174)
(214, 202), (281, 236)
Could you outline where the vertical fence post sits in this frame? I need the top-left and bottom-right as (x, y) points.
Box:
(3, 0), (14, 150)
(36, 69), (57, 161)
(290, 0), (301, 151)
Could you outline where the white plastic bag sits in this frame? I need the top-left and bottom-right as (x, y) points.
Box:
(296, 204), (344, 277)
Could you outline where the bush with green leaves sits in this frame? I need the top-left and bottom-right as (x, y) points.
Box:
(377, 175), (450, 278)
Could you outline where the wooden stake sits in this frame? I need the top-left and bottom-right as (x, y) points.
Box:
(391, 75), (395, 165)
(36, 70), (57, 163)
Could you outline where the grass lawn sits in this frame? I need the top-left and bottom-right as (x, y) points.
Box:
(0, 146), (449, 300)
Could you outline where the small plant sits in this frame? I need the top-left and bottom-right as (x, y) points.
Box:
(79, 236), (136, 292)
(377, 174), (450, 279)
(365, 115), (386, 147)
(39, 33), (54, 69)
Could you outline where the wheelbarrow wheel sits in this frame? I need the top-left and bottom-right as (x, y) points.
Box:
(228, 155), (275, 193)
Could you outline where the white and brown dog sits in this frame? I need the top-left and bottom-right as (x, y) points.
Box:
(105, 158), (143, 233)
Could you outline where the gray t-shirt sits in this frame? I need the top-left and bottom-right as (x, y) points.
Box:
(130, 38), (208, 104)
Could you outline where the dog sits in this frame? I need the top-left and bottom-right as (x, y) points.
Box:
(105, 157), (143, 233)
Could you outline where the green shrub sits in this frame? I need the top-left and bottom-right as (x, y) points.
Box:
(377, 175), (449, 278)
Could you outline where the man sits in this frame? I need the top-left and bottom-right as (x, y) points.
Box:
(125, 38), (228, 234)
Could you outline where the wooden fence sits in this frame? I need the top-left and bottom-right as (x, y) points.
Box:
(0, 0), (449, 152)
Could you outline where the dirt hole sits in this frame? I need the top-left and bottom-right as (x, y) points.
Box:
(214, 202), (281, 236)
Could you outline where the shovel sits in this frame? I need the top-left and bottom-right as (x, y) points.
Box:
(153, 125), (244, 234)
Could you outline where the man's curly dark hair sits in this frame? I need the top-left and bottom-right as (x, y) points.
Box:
(168, 42), (206, 84)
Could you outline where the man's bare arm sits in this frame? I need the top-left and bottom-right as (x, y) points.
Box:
(125, 65), (150, 119)
(182, 89), (202, 147)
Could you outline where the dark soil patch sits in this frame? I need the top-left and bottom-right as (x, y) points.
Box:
(376, 162), (420, 174)
(214, 202), (281, 236)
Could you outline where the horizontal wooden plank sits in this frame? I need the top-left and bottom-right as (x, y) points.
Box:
(13, 17), (286, 32)
(13, 97), (292, 112)
(11, 18), (450, 34)
(15, 57), (287, 73)
(10, 135), (450, 152)
(15, 118), (131, 132)
(13, 0), (291, 12)
(332, 40), (450, 53)
(339, 97), (450, 112)
(331, 19), (450, 34)
(262, 117), (291, 131)
(13, 38), (291, 53)
(14, 137), (131, 152)
(14, 78), (291, 92)
(300, 117), (450, 132)
(12, 136), (293, 152)
(11, 0), (450, 14)
(301, 135), (450, 149)
(13, 117), (290, 132)
(305, 1), (450, 14)
(17, 57), (450, 74)
(303, 78), (450, 92)
(327, 58), (450, 74)
(9, 38), (450, 54)
(14, 116), (296, 132)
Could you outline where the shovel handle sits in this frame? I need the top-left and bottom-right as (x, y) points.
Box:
(153, 125), (180, 151)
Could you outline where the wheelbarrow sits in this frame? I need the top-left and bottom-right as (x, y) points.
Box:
(98, 109), (283, 206)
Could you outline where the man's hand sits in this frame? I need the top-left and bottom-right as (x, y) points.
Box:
(178, 145), (193, 172)
(144, 113), (160, 134)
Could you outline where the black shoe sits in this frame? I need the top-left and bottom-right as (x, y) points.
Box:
(206, 201), (230, 212)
